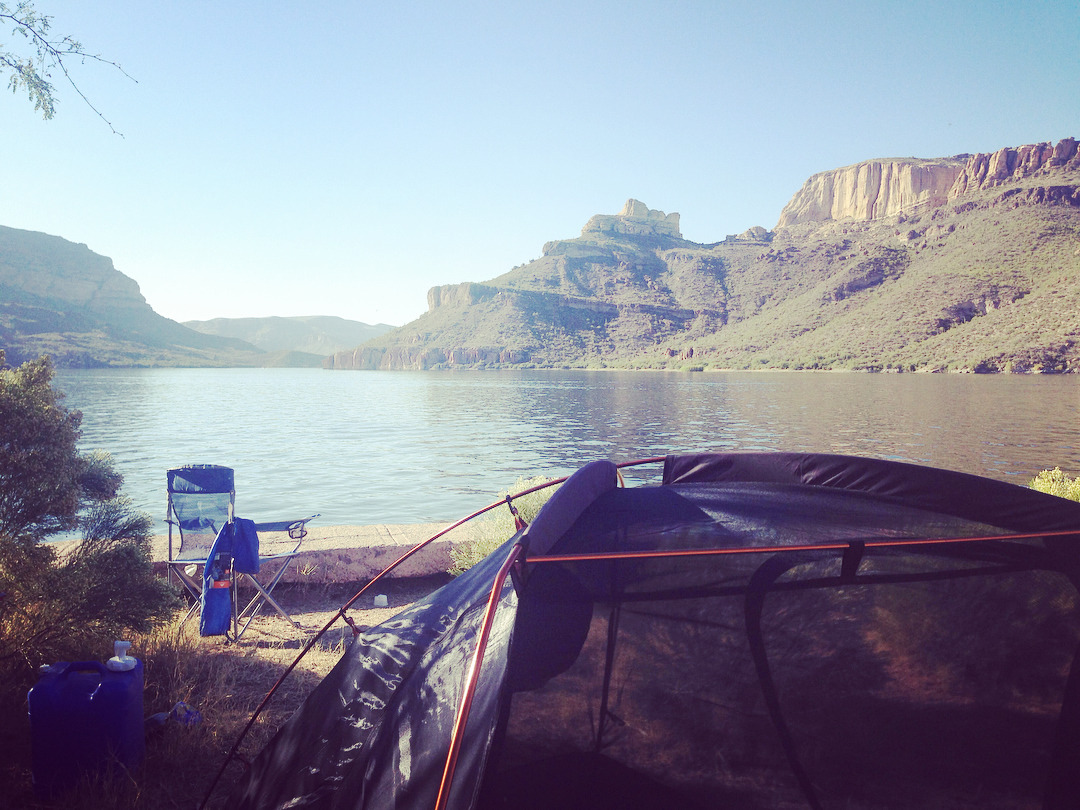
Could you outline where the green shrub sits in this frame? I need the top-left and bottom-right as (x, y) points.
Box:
(0, 352), (178, 685)
(0, 353), (84, 542)
(1030, 467), (1080, 502)
(448, 476), (560, 575)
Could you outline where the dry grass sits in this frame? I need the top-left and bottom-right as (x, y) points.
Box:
(0, 577), (445, 810)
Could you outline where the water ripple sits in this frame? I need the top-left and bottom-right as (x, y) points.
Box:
(52, 368), (1080, 530)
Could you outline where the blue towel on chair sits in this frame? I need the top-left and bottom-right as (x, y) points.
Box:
(232, 518), (260, 574)
(200, 523), (234, 637)
(198, 519), (261, 636)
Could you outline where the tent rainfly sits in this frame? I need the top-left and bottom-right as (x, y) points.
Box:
(232, 453), (1080, 810)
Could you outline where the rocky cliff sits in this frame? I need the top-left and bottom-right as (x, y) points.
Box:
(949, 137), (1080, 197)
(331, 136), (1080, 374)
(427, 283), (500, 310)
(777, 137), (1080, 227)
(776, 158), (966, 226)
(0, 226), (150, 317)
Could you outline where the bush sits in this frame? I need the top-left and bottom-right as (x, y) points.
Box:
(1030, 467), (1080, 502)
(0, 352), (178, 685)
(0, 353), (85, 542)
(448, 476), (560, 575)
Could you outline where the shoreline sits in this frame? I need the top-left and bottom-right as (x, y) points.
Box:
(150, 521), (459, 583)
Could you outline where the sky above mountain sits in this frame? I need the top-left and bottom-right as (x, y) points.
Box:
(3, 0), (1077, 327)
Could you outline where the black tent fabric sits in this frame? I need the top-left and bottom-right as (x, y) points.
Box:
(232, 453), (1080, 810)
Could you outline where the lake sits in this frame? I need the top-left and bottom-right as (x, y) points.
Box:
(52, 367), (1080, 531)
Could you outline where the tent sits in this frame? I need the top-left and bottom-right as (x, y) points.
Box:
(232, 453), (1080, 810)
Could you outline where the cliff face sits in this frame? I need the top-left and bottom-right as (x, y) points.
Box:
(777, 158), (967, 226)
(777, 138), (1080, 227)
(427, 283), (500, 310)
(0, 225), (150, 317)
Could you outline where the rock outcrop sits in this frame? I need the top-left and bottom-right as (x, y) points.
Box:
(777, 158), (966, 227)
(949, 137), (1080, 197)
(427, 283), (500, 310)
(581, 199), (682, 239)
(777, 138), (1080, 228)
(725, 226), (772, 243)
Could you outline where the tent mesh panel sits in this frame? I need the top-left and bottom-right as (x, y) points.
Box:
(480, 553), (1079, 810)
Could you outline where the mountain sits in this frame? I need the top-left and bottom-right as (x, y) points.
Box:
(0, 225), (271, 367)
(329, 137), (1080, 373)
(183, 315), (394, 357)
(0, 225), (390, 368)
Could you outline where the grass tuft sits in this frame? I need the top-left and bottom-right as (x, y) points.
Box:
(448, 476), (560, 575)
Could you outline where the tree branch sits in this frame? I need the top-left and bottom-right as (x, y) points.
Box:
(2, 2), (136, 135)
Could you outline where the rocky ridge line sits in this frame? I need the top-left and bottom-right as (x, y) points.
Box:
(778, 137), (1080, 227)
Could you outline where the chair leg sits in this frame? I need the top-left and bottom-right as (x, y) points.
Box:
(171, 565), (203, 599)
(169, 564), (203, 630)
(235, 571), (300, 640)
(239, 574), (296, 622)
(178, 598), (201, 629)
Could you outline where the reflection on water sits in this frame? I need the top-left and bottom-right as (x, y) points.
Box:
(52, 368), (1080, 529)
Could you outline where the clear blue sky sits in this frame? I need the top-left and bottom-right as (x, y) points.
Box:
(3, 0), (1078, 327)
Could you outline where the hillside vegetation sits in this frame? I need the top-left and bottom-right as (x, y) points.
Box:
(331, 138), (1080, 373)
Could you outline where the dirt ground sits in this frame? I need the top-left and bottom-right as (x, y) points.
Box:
(223, 573), (454, 652)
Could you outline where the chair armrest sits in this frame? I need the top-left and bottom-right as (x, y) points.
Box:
(252, 514), (320, 539)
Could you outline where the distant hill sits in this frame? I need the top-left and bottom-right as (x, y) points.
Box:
(0, 228), (388, 368)
(329, 137), (1080, 373)
(183, 315), (394, 357)
(0, 225), (268, 367)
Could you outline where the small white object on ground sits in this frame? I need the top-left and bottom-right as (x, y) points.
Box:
(373, 594), (388, 608)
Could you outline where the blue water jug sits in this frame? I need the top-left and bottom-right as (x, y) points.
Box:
(27, 641), (145, 799)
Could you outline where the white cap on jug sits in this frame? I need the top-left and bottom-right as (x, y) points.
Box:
(106, 640), (136, 672)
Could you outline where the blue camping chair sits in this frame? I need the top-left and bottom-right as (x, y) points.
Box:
(165, 465), (318, 641)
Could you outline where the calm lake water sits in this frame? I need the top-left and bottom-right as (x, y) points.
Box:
(52, 368), (1080, 531)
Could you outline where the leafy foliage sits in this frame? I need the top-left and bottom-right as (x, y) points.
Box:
(1030, 467), (1080, 501)
(448, 476), (560, 574)
(1, 0), (131, 132)
(0, 351), (178, 683)
(0, 352), (84, 543)
(0, 0), (61, 117)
